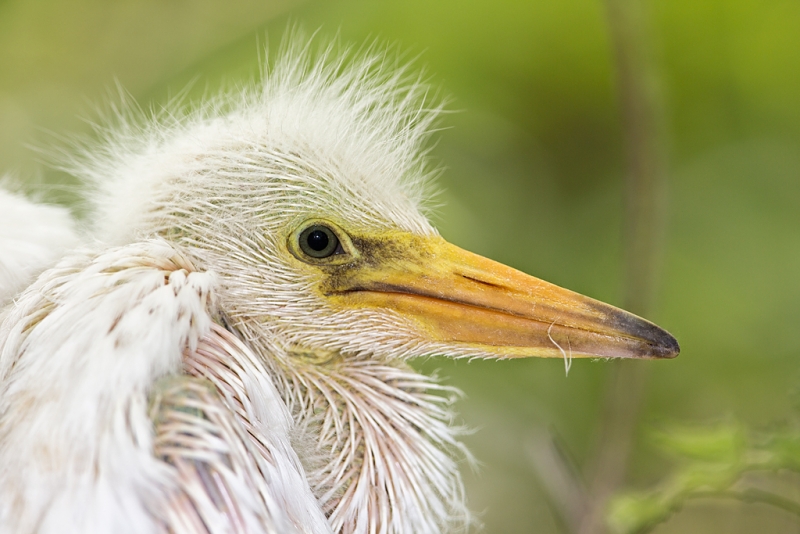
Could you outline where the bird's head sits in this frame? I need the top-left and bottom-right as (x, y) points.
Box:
(82, 41), (678, 366)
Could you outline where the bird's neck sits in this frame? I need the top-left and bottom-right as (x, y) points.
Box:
(251, 340), (473, 533)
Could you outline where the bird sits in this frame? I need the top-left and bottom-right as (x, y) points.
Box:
(0, 36), (679, 534)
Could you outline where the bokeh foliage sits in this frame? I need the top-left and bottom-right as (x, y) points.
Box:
(1, 0), (799, 532)
(609, 419), (800, 533)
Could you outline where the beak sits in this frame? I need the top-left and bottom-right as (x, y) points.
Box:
(326, 234), (679, 360)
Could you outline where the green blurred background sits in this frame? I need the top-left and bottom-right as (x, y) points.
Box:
(2, 0), (799, 532)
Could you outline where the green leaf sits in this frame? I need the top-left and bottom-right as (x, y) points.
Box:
(607, 494), (672, 534)
(652, 422), (747, 464)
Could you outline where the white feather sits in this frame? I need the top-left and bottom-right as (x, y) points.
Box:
(0, 35), (475, 533)
(0, 186), (79, 306)
(0, 241), (214, 533)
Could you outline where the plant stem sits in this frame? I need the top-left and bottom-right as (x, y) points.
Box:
(579, 0), (668, 532)
(693, 489), (800, 520)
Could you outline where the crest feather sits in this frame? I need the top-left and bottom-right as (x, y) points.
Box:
(60, 33), (443, 245)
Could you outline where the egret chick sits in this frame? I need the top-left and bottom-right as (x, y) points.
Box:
(0, 38), (678, 534)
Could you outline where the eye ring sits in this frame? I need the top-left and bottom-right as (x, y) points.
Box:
(288, 219), (357, 266)
(299, 225), (340, 258)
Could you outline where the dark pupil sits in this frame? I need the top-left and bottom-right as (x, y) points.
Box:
(306, 230), (329, 251)
(299, 225), (339, 259)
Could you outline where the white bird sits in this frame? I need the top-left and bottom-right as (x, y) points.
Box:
(0, 38), (678, 534)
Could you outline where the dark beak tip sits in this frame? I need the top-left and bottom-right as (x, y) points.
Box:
(649, 331), (680, 359)
(604, 306), (680, 359)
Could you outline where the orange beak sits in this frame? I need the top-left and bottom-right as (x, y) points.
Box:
(325, 233), (679, 360)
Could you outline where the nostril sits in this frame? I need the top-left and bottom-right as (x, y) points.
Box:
(457, 273), (503, 289)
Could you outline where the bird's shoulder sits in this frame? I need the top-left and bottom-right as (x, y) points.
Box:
(0, 241), (208, 532)
(0, 240), (330, 534)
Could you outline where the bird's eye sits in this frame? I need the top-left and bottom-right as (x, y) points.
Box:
(299, 225), (340, 258)
(289, 219), (356, 265)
